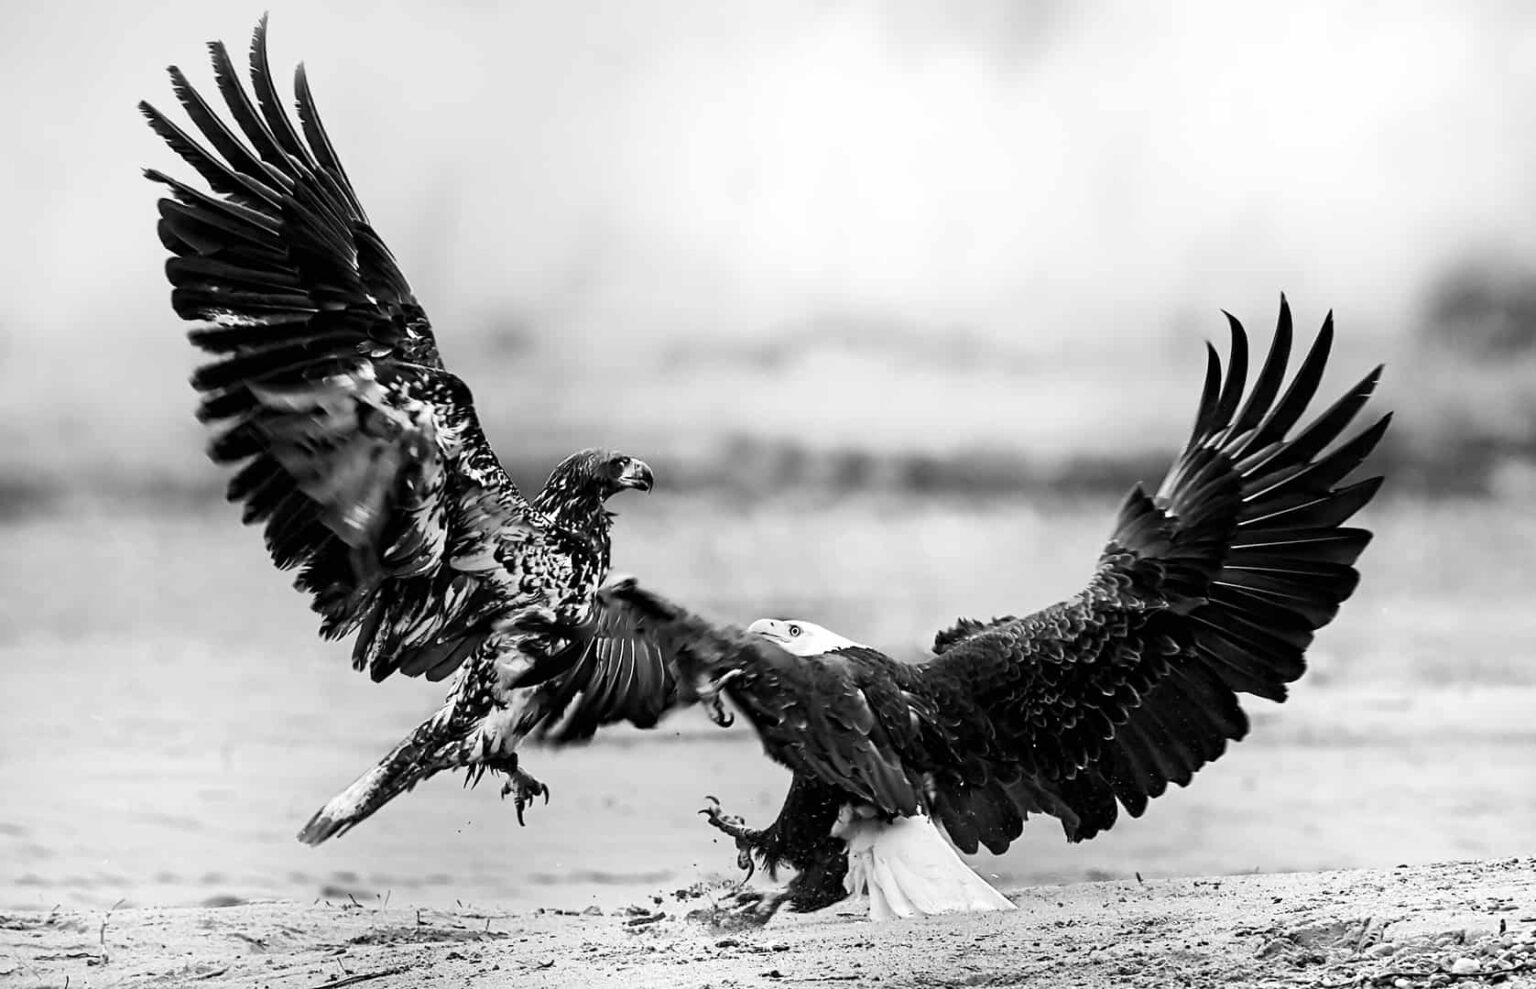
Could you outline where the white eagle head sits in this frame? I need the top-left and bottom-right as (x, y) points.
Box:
(747, 618), (867, 657)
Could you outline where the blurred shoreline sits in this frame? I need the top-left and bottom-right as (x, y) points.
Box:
(5, 433), (1534, 524)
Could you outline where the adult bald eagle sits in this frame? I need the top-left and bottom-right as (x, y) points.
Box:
(140, 19), (667, 842)
(593, 305), (1389, 920)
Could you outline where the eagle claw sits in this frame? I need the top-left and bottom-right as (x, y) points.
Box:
(700, 669), (743, 727)
(501, 769), (550, 826)
(706, 698), (735, 728)
(699, 796), (759, 879)
(706, 887), (790, 929)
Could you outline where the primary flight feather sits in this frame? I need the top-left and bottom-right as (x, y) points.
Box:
(141, 18), (669, 842)
(598, 302), (1390, 920)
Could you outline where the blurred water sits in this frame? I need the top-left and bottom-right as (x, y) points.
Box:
(3, 498), (1533, 912)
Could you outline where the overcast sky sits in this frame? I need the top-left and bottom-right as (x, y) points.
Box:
(5, 1), (1535, 475)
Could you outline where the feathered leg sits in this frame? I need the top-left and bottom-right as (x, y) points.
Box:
(781, 841), (850, 913)
(699, 774), (850, 923)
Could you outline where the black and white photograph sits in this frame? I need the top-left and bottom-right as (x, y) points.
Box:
(2, 2), (1533, 986)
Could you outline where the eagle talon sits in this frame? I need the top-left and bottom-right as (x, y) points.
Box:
(699, 796), (759, 879)
(712, 887), (787, 928)
(699, 669), (744, 727)
(501, 768), (549, 826)
(704, 695), (734, 728)
(699, 797), (751, 837)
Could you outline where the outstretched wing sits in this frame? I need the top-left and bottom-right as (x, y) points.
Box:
(141, 19), (577, 681)
(594, 300), (1389, 858)
(921, 297), (1389, 852)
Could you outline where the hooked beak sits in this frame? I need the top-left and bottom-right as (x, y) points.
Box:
(618, 458), (654, 493)
(745, 619), (786, 644)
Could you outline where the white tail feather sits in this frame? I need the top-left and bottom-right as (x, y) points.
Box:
(838, 811), (1016, 921)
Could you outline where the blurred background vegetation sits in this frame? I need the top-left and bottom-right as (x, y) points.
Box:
(5, 0), (1536, 511)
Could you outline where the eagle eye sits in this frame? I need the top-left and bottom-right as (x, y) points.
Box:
(788, 624), (801, 637)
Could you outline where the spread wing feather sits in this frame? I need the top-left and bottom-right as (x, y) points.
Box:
(525, 596), (680, 743)
(595, 299), (1387, 856)
(142, 19), (583, 684)
(918, 298), (1388, 848)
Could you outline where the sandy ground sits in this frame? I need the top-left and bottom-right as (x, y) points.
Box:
(3, 858), (1533, 988)
(5, 501), (1535, 986)
(5, 503), (1535, 917)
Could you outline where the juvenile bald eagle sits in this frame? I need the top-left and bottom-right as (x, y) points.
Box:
(140, 20), (668, 842)
(595, 304), (1389, 920)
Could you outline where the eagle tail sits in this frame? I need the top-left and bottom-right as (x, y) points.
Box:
(837, 812), (1015, 921)
(296, 708), (460, 845)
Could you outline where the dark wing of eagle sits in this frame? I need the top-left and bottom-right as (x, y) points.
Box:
(140, 19), (617, 688)
(597, 299), (1389, 853)
(911, 300), (1389, 853)
(525, 596), (679, 743)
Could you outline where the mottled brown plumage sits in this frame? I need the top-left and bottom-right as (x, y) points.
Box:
(141, 19), (662, 843)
